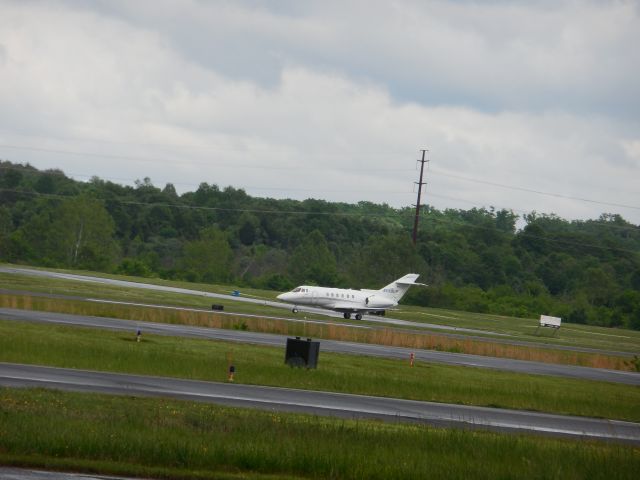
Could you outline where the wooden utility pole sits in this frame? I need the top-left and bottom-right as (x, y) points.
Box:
(412, 149), (428, 245)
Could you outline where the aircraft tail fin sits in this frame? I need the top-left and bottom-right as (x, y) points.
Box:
(378, 273), (426, 302)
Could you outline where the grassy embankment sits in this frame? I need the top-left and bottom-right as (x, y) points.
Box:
(1, 291), (635, 371)
(1, 388), (639, 480)
(1, 320), (639, 422)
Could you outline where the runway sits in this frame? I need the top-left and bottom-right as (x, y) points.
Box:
(2, 266), (637, 358)
(2, 307), (639, 385)
(0, 467), (133, 480)
(1, 362), (638, 444)
(0, 266), (502, 336)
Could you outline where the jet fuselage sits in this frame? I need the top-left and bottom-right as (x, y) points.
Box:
(276, 274), (425, 320)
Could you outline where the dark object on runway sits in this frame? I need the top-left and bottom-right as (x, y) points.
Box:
(285, 337), (319, 368)
(211, 304), (224, 311)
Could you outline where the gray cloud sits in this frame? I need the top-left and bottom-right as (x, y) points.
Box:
(71, 0), (640, 118)
(0, 0), (638, 224)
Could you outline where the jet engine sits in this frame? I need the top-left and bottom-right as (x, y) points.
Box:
(365, 295), (395, 309)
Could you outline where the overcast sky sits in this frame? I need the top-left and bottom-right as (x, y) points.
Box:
(1, 0), (639, 224)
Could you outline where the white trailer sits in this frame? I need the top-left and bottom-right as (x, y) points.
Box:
(540, 315), (562, 328)
(537, 315), (562, 336)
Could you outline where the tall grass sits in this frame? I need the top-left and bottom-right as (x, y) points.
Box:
(1, 388), (638, 480)
(1, 293), (632, 370)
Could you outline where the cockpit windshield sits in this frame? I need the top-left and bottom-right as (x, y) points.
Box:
(292, 287), (302, 293)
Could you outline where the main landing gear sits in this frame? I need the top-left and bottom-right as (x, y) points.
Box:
(292, 307), (298, 313)
(344, 312), (362, 320)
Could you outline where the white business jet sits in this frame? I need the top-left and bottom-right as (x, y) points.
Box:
(276, 273), (426, 320)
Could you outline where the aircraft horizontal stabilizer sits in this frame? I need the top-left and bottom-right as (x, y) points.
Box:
(390, 273), (427, 287)
(396, 279), (427, 286)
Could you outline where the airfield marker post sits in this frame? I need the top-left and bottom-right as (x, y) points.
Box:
(410, 352), (415, 367)
(226, 351), (235, 381)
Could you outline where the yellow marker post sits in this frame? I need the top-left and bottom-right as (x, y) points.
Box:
(226, 351), (234, 381)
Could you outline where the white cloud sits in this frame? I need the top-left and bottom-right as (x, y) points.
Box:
(0, 0), (638, 225)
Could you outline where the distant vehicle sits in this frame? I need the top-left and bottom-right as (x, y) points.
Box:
(276, 274), (426, 320)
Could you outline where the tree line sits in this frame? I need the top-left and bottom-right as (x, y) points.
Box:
(1, 160), (639, 330)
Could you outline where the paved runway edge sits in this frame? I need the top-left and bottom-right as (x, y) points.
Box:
(1, 307), (639, 386)
(1, 362), (639, 444)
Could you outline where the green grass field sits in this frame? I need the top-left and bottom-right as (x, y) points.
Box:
(395, 304), (640, 353)
(1, 291), (634, 371)
(3, 264), (640, 354)
(1, 320), (639, 422)
(1, 388), (639, 480)
(2, 264), (640, 479)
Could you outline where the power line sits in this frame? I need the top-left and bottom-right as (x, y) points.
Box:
(0, 144), (413, 172)
(426, 191), (640, 232)
(2, 164), (639, 233)
(0, 163), (632, 212)
(1, 188), (638, 254)
(0, 188), (405, 218)
(430, 167), (640, 211)
(0, 165), (414, 196)
(3, 142), (637, 212)
(418, 214), (640, 255)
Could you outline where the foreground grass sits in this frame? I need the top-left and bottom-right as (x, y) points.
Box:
(1, 320), (639, 422)
(1, 388), (638, 480)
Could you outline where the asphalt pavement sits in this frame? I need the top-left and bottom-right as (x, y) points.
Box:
(2, 362), (639, 444)
(0, 467), (136, 479)
(0, 266), (503, 335)
(1, 307), (639, 385)
(2, 266), (638, 358)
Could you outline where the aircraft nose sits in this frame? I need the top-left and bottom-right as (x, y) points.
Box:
(277, 292), (293, 302)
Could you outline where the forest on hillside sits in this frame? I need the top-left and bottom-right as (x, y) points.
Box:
(1, 160), (639, 330)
